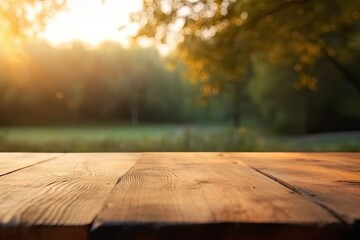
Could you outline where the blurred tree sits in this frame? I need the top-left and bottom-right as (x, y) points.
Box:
(0, 0), (66, 37)
(132, 0), (360, 126)
(0, 0), (67, 124)
(249, 53), (360, 134)
(0, 38), (214, 125)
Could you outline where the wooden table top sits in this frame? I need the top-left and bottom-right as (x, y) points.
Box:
(0, 152), (359, 240)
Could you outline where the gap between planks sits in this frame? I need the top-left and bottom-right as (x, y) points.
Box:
(227, 152), (359, 240)
(90, 152), (343, 240)
(244, 164), (347, 225)
(0, 153), (141, 240)
(0, 153), (64, 177)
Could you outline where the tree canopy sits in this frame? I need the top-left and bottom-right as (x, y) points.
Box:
(0, 0), (66, 37)
(133, 0), (360, 92)
(0, 0), (67, 74)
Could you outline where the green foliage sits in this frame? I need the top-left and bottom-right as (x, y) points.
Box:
(0, 40), (228, 125)
(249, 54), (360, 134)
(1, 0), (360, 135)
(249, 56), (307, 134)
(134, 0), (360, 90)
(133, 0), (360, 128)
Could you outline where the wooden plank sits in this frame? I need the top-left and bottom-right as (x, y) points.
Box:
(229, 152), (360, 238)
(315, 153), (360, 161)
(0, 153), (62, 176)
(91, 152), (342, 240)
(0, 153), (140, 240)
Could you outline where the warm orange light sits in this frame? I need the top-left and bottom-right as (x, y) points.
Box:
(0, 27), (41, 84)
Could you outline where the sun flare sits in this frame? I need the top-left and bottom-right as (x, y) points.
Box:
(40, 0), (142, 46)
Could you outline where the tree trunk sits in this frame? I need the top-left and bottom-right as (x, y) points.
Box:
(131, 102), (139, 125)
(322, 49), (360, 94)
(231, 61), (253, 127)
(232, 83), (242, 127)
(233, 92), (241, 127)
(233, 106), (241, 127)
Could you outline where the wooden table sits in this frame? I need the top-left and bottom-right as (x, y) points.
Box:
(0, 153), (359, 240)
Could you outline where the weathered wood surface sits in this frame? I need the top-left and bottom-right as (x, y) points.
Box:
(0, 153), (62, 176)
(229, 152), (360, 238)
(0, 152), (358, 240)
(0, 153), (140, 240)
(91, 153), (341, 240)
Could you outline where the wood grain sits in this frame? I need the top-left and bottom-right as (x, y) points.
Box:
(91, 152), (342, 240)
(0, 153), (140, 240)
(229, 152), (360, 238)
(0, 153), (62, 176)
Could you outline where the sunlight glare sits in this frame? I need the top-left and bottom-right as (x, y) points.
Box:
(40, 0), (142, 46)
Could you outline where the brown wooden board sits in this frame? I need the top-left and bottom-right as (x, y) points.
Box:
(0, 153), (140, 240)
(0, 153), (62, 176)
(229, 152), (360, 239)
(91, 152), (342, 240)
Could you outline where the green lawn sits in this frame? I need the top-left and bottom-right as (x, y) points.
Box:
(0, 125), (183, 142)
(0, 124), (359, 152)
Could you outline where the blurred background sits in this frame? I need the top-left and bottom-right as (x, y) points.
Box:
(0, 0), (359, 152)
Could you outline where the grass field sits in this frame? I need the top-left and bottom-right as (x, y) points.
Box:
(0, 124), (359, 152)
(0, 125), (183, 142)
